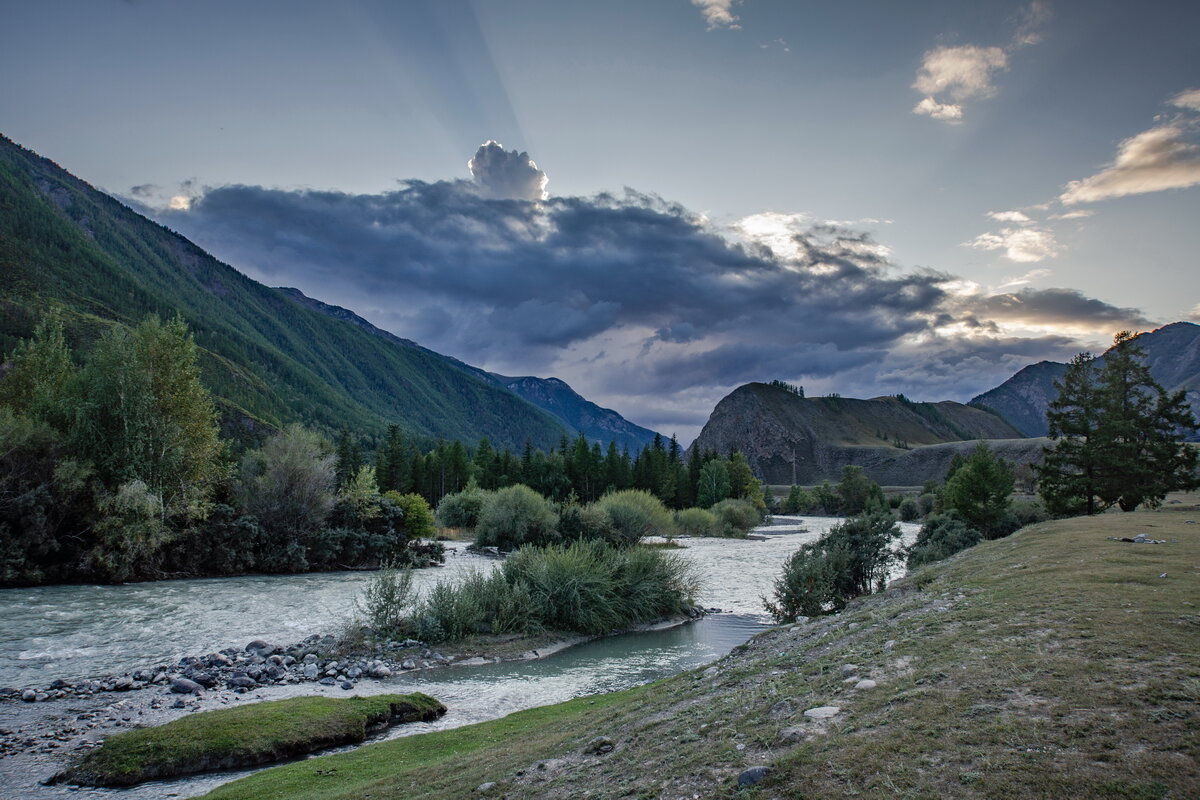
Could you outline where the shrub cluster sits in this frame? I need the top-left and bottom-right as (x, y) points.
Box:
(360, 540), (699, 642)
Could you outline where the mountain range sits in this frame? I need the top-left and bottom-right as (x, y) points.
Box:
(0, 134), (658, 451)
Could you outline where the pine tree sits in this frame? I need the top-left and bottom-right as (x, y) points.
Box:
(1038, 333), (1198, 515)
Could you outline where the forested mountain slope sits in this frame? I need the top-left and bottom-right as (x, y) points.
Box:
(0, 134), (569, 449)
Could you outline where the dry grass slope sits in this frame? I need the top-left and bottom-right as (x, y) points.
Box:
(205, 501), (1200, 799)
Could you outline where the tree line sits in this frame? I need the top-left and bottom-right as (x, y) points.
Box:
(0, 313), (768, 586)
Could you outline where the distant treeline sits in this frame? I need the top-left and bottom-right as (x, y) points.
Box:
(0, 313), (767, 587)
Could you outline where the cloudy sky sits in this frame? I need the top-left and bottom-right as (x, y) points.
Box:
(3, 0), (1198, 442)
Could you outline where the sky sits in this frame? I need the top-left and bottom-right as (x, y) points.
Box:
(2, 0), (1199, 443)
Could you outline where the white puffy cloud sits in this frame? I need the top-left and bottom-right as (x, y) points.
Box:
(1060, 124), (1200, 204)
(468, 140), (549, 201)
(691, 0), (740, 30)
(966, 226), (1059, 262)
(1170, 88), (1200, 112)
(987, 210), (1032, 223)
(912, 97), (964, 123)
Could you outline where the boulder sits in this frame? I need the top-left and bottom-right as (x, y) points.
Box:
(803, 706), (840, 720)
(170, 677), (203, 695)
(738, 766), (770, 787)
(584, 736), (614, 755)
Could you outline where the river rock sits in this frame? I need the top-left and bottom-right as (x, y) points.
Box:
(207, 652), (232, 667)
(190, 670), (217, 688)
(738, 766), (770, 787)
(319, 677), (336, 686)
(369, 664), (392, 679)
(228, 675), (257, 689)
(21, 689), (36, 702)
(170, 677), (203, 695)
(303, 664), (319, 680)
(804, 706), (840, 720)
(340, 680), (354, 690)
(113, 677), (133, 691)
(245, 640), (277, 657)
(303, 653), (318, 664)
(401, 659), (416, 670)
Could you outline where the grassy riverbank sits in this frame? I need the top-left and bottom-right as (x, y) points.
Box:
(206, 507), (1200, 799)
(59, 694), (444, 787)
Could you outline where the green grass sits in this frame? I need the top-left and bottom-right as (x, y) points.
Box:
(58, 693), (445, 787)
(204, 506), (1200, 798)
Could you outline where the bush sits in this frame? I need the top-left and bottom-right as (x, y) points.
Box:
(781, 485), (813, 514)
(473, 484), (559, 551)
(709, 498), (762, 536)
(594, 489), (675, 545)
(557, 502), (616, 544)
(916, 492), (938, 517)
(765, 512), (901, 621)
(358, 541), (699, 643)
(435, 486), (490, 529)
(385, 492), (436, 540)
(905, 512), (982, 569)
(503, 540), (696, 635)
(1010, 497), (1050, 528)
(897, 497), (920, 522)
(673, 507), (720, 536)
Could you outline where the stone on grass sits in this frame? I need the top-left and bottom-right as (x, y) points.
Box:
(854, 679), (877, 690)
(803, 705), (840, 720)
(476, 782), (497, 793)
(839, 664), (859, 677)
(584, 736), (614, 755)
(738, 766), (770, 787)
(778, 727), (806, 743)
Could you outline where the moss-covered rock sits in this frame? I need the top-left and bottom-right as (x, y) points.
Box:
(56, 693), (445, 787)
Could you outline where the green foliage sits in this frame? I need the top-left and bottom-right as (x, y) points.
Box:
(359, 541), (698, 642)
(696, 460), (731, 507)
(836, 466), (886, 516)
(239, 424), (336, 540)
(673, 507), (720, 536)
(781, 485), (814, 514)
(905, 512), (982, 569)
(941, 441), (1014, 538)
(1038, 334), (1199, 515)
(473, 484), (560, 550)
(387, 492), (436, 540)
(897, 497), (920, 521)
(594, 489), (676, 545)
(435, 486), (490, 529)
(556, 502), (617, 544)
(708, 498), (762, 537)
(766, 512), (901, 621)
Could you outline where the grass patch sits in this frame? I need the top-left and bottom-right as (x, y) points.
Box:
(58, 693), (445, 787)
(208, 507), (1200, 799)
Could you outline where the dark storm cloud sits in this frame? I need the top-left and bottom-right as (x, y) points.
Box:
(146, 177), (1148, 413)
(967, 287), (1152, 328)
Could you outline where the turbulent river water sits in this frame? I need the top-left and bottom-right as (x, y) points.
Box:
(0, 516), (917, 799)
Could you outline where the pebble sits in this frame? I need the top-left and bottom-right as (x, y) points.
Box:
(476, 782), (497, 792)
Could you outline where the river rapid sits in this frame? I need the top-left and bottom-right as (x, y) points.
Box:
(0, 516), (916, 799)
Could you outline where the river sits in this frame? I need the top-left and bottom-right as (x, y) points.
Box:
(0, 516), (917, 799)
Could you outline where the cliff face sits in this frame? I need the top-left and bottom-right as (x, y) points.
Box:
(690, 383), (1031, 485)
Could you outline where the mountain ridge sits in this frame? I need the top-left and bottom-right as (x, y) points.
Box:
(690, 382), (1030, 485)
(0, 133), (573, 450)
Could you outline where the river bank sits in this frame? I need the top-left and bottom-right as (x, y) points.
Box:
(202, 509), (1200, 799)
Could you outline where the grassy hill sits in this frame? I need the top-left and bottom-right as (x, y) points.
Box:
(0, 134), (569, 449)
(204, 503), (1200, 799)
(691, 382), (1025, 484)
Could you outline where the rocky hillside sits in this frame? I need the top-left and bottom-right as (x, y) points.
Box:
(0, 134), (571, 449)
(690, 383), (1026, 485)
(970, 321), (1200, 439)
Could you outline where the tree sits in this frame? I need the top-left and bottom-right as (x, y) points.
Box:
(1038, 333), (1199, 515)
(942, 441), (1014, 538)
(696, 460), (731, 508)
